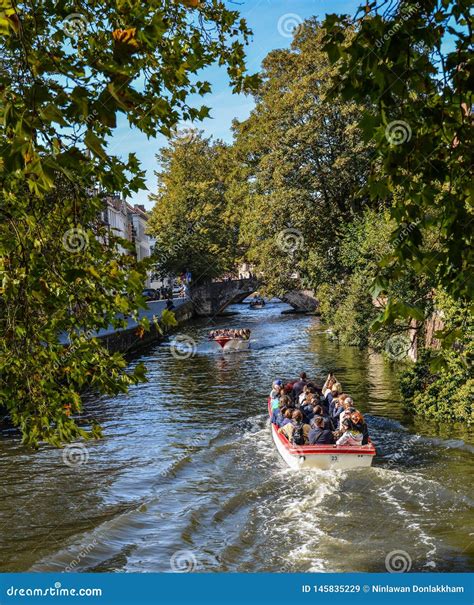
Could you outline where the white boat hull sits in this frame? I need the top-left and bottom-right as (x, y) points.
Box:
(222, 339), (250, 351)
(268, 400), (376, 470)
(271, 424), (375, 470)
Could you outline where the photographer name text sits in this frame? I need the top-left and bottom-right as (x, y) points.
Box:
(301, 584), (465, 594)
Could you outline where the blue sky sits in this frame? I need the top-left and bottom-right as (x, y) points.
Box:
(118, 0), (360, 209)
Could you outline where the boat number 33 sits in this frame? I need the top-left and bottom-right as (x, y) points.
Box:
(331, 455), (338, 462)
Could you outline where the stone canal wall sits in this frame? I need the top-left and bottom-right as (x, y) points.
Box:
(99, 301), (194, 355)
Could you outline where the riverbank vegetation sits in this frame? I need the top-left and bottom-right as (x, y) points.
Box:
(0, 0), (255, 445)
(150, 6), (472, 423)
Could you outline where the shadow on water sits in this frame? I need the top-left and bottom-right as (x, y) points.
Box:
(1, 300), (473, 573)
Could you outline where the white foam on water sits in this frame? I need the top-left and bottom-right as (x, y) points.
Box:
(372, 468), (439, 567)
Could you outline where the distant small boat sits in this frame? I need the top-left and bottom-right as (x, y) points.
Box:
(208, 329), (250, 352)
(268, 400), (376, 470)
(250, 297), (265, 309)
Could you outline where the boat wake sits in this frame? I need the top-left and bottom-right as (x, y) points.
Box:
(29, 411), (473, 573)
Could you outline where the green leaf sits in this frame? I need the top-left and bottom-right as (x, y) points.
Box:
(84, 130), (108, 160)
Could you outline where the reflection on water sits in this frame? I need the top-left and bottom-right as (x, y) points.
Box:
(1, 301), (473, 573)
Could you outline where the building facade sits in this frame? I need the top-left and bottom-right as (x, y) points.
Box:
(101, 196), (155, 287)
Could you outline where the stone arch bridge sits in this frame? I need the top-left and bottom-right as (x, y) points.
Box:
(189, 278), (318, 317)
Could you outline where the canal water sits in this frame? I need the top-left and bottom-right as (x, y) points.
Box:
(1, 301), (473, 573)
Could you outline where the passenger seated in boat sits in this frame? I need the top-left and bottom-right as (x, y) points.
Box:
(315, 388), (329, 414)
(300, 395), (316, 423)
(270, 379), (283, 400)
(271, 394), (282, 411)
(308, 416), (336, 445)
(271, 400), (288, 427)
(302, 390), (319, 415)
(312, 405), (335, 431)
(351, 411), (369, 445)
(270, 399), (283, 425)
(330, 397), (343, 423)
(292, 372), (308, 400)
(300, 392), (320, 418)
(336, 418), (363, 446)
(278, 409), (311, 445)
(325, 382), (342, 411)
(279, 407), (293, 428)
(338, 397), (355, 428)
(313, 384), (323, 398)
(277, 394), (291, 411)
(322, 373), (340, 397)
(298, 384), (310, 405)
(283, 382), (295, 399)
(299, 381), (318, 400)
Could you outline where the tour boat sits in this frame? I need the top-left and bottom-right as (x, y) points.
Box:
(268, 400), (376, 470)
(209, 330), (251, 352)
(249, 298), (265, 309)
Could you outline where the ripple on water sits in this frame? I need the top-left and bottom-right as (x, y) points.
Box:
(2, 302), (473, 573)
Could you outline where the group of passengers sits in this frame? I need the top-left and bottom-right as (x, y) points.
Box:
(208, 329), (251, 340)
(269, 372), (370, 447)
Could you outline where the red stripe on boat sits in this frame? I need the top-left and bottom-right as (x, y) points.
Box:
(214, 337), (232, 348)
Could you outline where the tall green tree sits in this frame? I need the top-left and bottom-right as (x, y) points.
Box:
(232, 19), (375, 296)
(0, 0), (254, 446)
(148, 130), (241, 282)
(322, 0), (473, 330)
